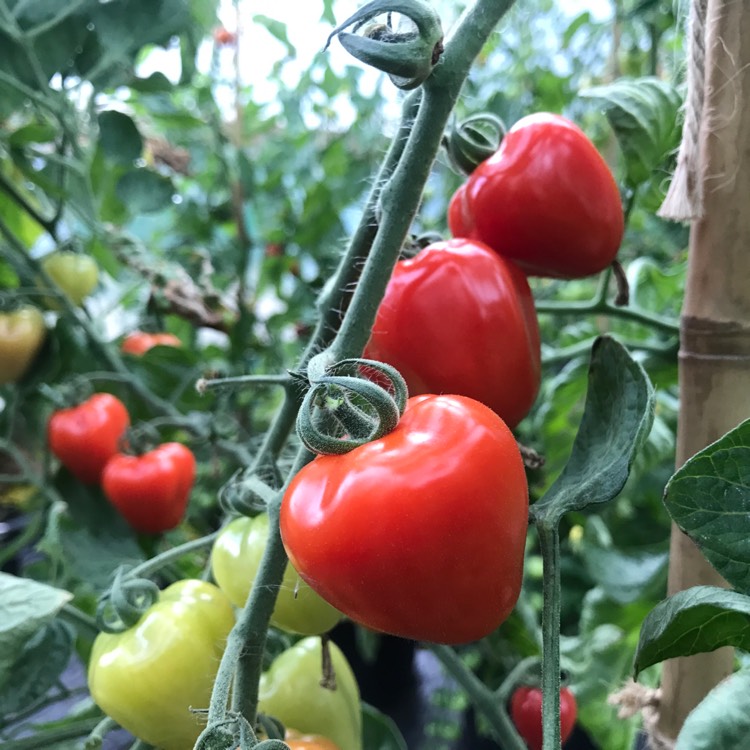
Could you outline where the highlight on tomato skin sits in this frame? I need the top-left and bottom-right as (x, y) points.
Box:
(449, 112), (624, 280)
(280, 394), (529, 645)
(121, 331), (182, 356)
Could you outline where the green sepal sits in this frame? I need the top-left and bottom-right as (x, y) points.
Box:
(446, 113), (506, 175)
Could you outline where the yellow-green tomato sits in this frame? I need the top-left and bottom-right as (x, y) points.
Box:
(41, 251), (99, 306)
(0, 306), (46, 385)
(88, 579), (235, 750)
(258, 637), (362, 750)
(211, 514), (342, 635)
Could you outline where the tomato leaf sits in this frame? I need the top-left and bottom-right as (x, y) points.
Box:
(115, 169), (175, 214)
(0, 573), (72, 687)
(531, 335), (655, 524)
(634, 586), (750, 676)
(580, 77), (682, 189)
(98, 110), (143, 165)
(0, 619), (75, 717)
(674, 668), (750, 750)
(663, 419), (750, 594)
(362, 703), (408, 750)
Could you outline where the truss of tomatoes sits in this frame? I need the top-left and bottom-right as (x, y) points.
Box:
(48, 393), (195, 533)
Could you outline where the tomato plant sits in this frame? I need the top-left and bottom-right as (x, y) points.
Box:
(281, 394), (528, 644)
(211, 514), (342, 634)
(510, 685), (577, 750)
(41, 251), (99, 306)
(0, 305), (46, 385)
(102, 442), (196, 533)
(88, 579), (235, 750)
(258, 637), (362, 750)
(47, 393), (130, 484)
(448, 113), (624, 279)
(121, 331), (182, 356)
(364, 238), (541, 428)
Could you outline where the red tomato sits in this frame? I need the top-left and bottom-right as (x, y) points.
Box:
(48, 394), (130, 484)
(364, 239), (541, 429)
(510, 686), (577, 750)
(121, 331), (182, 356)
(449, 113), (624, 279)
(281, 394), (528, 644)
(212, 26), (236, 45)
(102, 443), (196, 533)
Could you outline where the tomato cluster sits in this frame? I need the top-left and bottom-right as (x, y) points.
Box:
(48, 393), (195, 533)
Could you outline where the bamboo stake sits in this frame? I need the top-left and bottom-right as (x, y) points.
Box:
(656, 0), (750, 742)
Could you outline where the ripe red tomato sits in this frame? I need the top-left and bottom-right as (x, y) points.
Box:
(121, 331), (182, 356)
(449, 113), (624, 279)
(364, 238), (540, 428)
(510, 686), (577, 750)
(48, 394), (130, 484)
(102, 443), (196, 533)
(212, 26), (236, 45)
(281, 394), (529, 644)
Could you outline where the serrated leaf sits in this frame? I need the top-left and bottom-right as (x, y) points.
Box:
(98, 110), (143, 165)
(581, 77), (682, 188)
(0, 573), (72, 685)
(675, 668), (750, 750)
(0, 619), (75, 716)
(634, 586), (750, 676)
(531, 336), (655, 524)
(664, 419), (750, 593)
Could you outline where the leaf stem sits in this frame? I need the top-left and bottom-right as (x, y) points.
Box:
(0, 718), (103, 750)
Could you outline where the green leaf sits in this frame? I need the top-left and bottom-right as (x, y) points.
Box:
(253, 14), (296, 57)
(531, 336), (655, 524)
(0, 619), (75, 716)
(580, 77), (682, 189)
(675, 668), (750, 750)
(664, 419), (750, 593)
(127, 72), (174, 92)
(7, 123), (57, 146)
(97, 110), (143, 165)
(0, 573), (72, 685)
(634, 586), (750, 676)
(115, 169), (174, 214)
(362, 703), (408, 750)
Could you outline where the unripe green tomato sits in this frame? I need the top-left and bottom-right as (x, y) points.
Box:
(258, 637), (362, 750)
(211, 514), (342, 635)
(0, 306), (46, 384)
(87, 579), (235, 750)
(41, 251), (99, 306)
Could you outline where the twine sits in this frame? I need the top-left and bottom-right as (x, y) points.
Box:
(609, 680), (675, 750)
(658, 0), (708, 222)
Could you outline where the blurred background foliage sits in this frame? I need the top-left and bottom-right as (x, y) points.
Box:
(0, 1), (687, 748)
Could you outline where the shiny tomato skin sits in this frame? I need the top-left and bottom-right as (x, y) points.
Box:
(281, 395), (528, 644)
(121, 331), (182, 356)
(510, 686), (577, 750)
(48, 393), (130, 484)
(450, 113), (624, 279)
(102, 442), (196, 533)
(364, 239), (541, 428)
(285, 732), (341, 750)
(0, 306), (46, 385)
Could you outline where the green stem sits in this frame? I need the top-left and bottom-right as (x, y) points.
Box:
(431, 645), (527, 750)
(542, 336), (678, 366)
(127, 532), (220, 580)
(0, 511), (44, 568)
(1, 718), (103, 750)
(537, 520), (562, 750)
(197, 373), (294, 393)
(495, 656), (543, 704)
(0, 173), (58, 238)
(83, 716), (118, 748)
(59, 603), (99, 638)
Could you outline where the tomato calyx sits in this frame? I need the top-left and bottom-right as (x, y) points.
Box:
(446, 112), (506, 176)
(96, 566), (160, 633)
(324, 0), (443, 90)
(296, 358), (408, 455)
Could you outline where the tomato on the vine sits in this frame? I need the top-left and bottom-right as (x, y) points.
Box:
(48, 393), (130, 484)
(213, 26), (237, 45)
(510, 685), (577, 750)
(102, 442), (196, 533)
(121, 331), (182, 356)
(211, 513), (342, 635)
(281, 394), (529, 644)
(88, 579), (235, 750)
(285, 731), (341, 750)
(258, 637), (362, 750)
(41, 251), (99, 306)
(449, 113), (624, 279)
(0, 306), (46, 385)
(364, 238), (540, 428)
